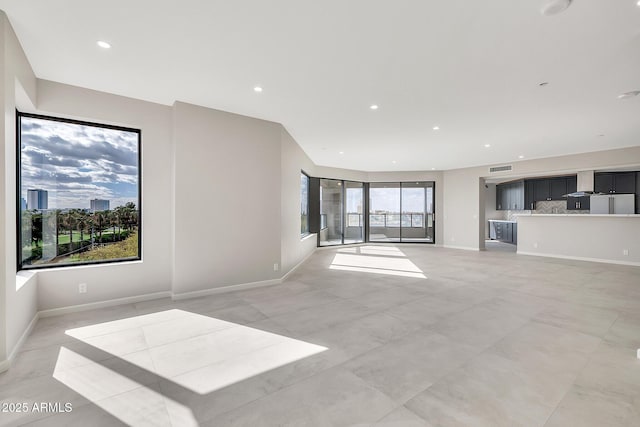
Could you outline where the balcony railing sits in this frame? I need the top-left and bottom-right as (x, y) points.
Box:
(369, 213), (426, 228)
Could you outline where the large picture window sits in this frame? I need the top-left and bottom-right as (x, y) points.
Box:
(300, 171), (309, 236)
(17, 112), (141, 270)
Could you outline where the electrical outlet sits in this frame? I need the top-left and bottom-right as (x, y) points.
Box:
(623, 249), (629, 256)
(78, 283), (87, 294)
(273, 263), (279, 271)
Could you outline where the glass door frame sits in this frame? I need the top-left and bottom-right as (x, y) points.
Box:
(366, 181), (436, 245)
(311, 177), (436, 247)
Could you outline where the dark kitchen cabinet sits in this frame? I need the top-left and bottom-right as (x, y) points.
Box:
(496, 185), (504, 210)
(493, 222), (511, 242)
(525, 180), (535, 210)
(566, 175), (577, 195)
(533, 179), (550, 201)
(489, 221), (517, 244)
(496, 180), (524, 210)
(566, 196), (590, 210)
(637, 172), (640, 214)
(509, 181), (524, 210)
(594, 172), (636, 194)
(549, 178), (568, 200)
(529, 175), (576, 202)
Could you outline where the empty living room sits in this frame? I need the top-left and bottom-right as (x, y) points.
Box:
(0, 1), (639, 426)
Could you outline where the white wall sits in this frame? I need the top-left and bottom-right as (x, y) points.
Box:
(518, 215), (640, 265)
(484, 184), (504, 239)
(1, 11), (639, 370)
(172, 102), (282, 294)
(442, 168), (482, 250)
(280, 128), (317, 274)
(33, 81), (174, 309)
(442, 146), (640, 251)
(0, 12), (38, 366)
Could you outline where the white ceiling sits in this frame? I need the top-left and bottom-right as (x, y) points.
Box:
(1, 0), (639, 171)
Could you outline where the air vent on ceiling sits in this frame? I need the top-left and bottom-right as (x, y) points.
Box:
(489, 165), (513, 173)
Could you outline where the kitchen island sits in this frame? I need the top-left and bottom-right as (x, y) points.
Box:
(516, 214), (640, 266)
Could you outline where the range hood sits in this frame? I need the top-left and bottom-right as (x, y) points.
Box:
(564, 170), (598, 197)
(576, 170), (594, 192)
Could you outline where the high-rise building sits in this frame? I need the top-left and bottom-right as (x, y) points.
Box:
(27, 189), (48, 210)
(20, 197), (27, 211)
(90, 199), (110, 211)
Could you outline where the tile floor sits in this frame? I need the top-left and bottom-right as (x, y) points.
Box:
(1, 244), (639, 426)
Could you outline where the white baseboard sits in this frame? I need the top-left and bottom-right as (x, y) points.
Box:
(9, 312), (39, 359)
(172, 279), (281, 301)
(1, 311), (39, 373)
(517, 251), (640, 267)
(38, 291), (172, 318)
(281, 248), (317, 282)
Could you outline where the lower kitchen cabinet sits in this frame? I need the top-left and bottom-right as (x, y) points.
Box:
(566, 196), (590, 210)
(488, 221), (517, 244)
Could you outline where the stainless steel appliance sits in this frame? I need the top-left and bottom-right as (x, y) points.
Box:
(590, 194), (635, 214)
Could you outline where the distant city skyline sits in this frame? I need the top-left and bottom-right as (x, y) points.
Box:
(90, 198), (110, 212)
(27, 188), (48, 210)
(20, 116), (139, 209)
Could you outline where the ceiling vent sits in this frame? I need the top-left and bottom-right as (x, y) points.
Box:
(489, 165), (513, 173)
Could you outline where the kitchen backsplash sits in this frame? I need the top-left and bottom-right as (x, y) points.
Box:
(532, 200), (589, 215)
(494, 200), (591, 221)
(505, 209), (530, 221)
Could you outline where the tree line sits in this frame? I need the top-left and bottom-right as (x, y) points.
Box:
(22, 202), (139, 258)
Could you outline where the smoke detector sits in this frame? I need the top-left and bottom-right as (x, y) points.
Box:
(541, 0), (573, 16)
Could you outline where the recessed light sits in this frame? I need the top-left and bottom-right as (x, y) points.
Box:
(431, 168), (436, 170)
(339, 151), (344, 155)
(392, 160), (397, 164)
(618, 90), (640, 99)
(518, 155), (525, 159)
(637, 0), (640, 6)
(254, 86), (263, 93)
(370, 105), (379, 110)
(432, 126), (440, 130)
(484, 144), (491, 148)
(96, 40), (111, 49)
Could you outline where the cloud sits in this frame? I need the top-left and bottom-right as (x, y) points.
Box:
(20, 116), (140, 209)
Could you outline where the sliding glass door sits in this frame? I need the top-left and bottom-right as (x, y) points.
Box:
(400, 182), (434, 242)
(319, 179), (365, 246)
(369, 183), (401, 242)
(369, 182), (435, 243)
(344, 181), (364, 244)
(319, 179), (343, 246)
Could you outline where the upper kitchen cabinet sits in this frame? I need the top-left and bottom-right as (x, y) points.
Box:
(637, 172), (640, 214)
(525, 180), (535, 210)
(496, 180), (525, 210)
(530, 175), (577, 202)
(594, 172), (636, 194)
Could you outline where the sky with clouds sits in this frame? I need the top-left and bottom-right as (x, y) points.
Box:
(20, 116), (139, 210)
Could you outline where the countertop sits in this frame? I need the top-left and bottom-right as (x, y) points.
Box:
(488, 219), (517, 223)
(516, 214), (640, 218)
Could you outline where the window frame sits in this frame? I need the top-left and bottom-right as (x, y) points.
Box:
(300, 170), (310, 237)
(16, 110), (142, 271)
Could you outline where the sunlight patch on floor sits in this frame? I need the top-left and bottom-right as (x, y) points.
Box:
(54, 347), (198, 426)
(330, 249), (426, 279)
(64, 309), (328, 395)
